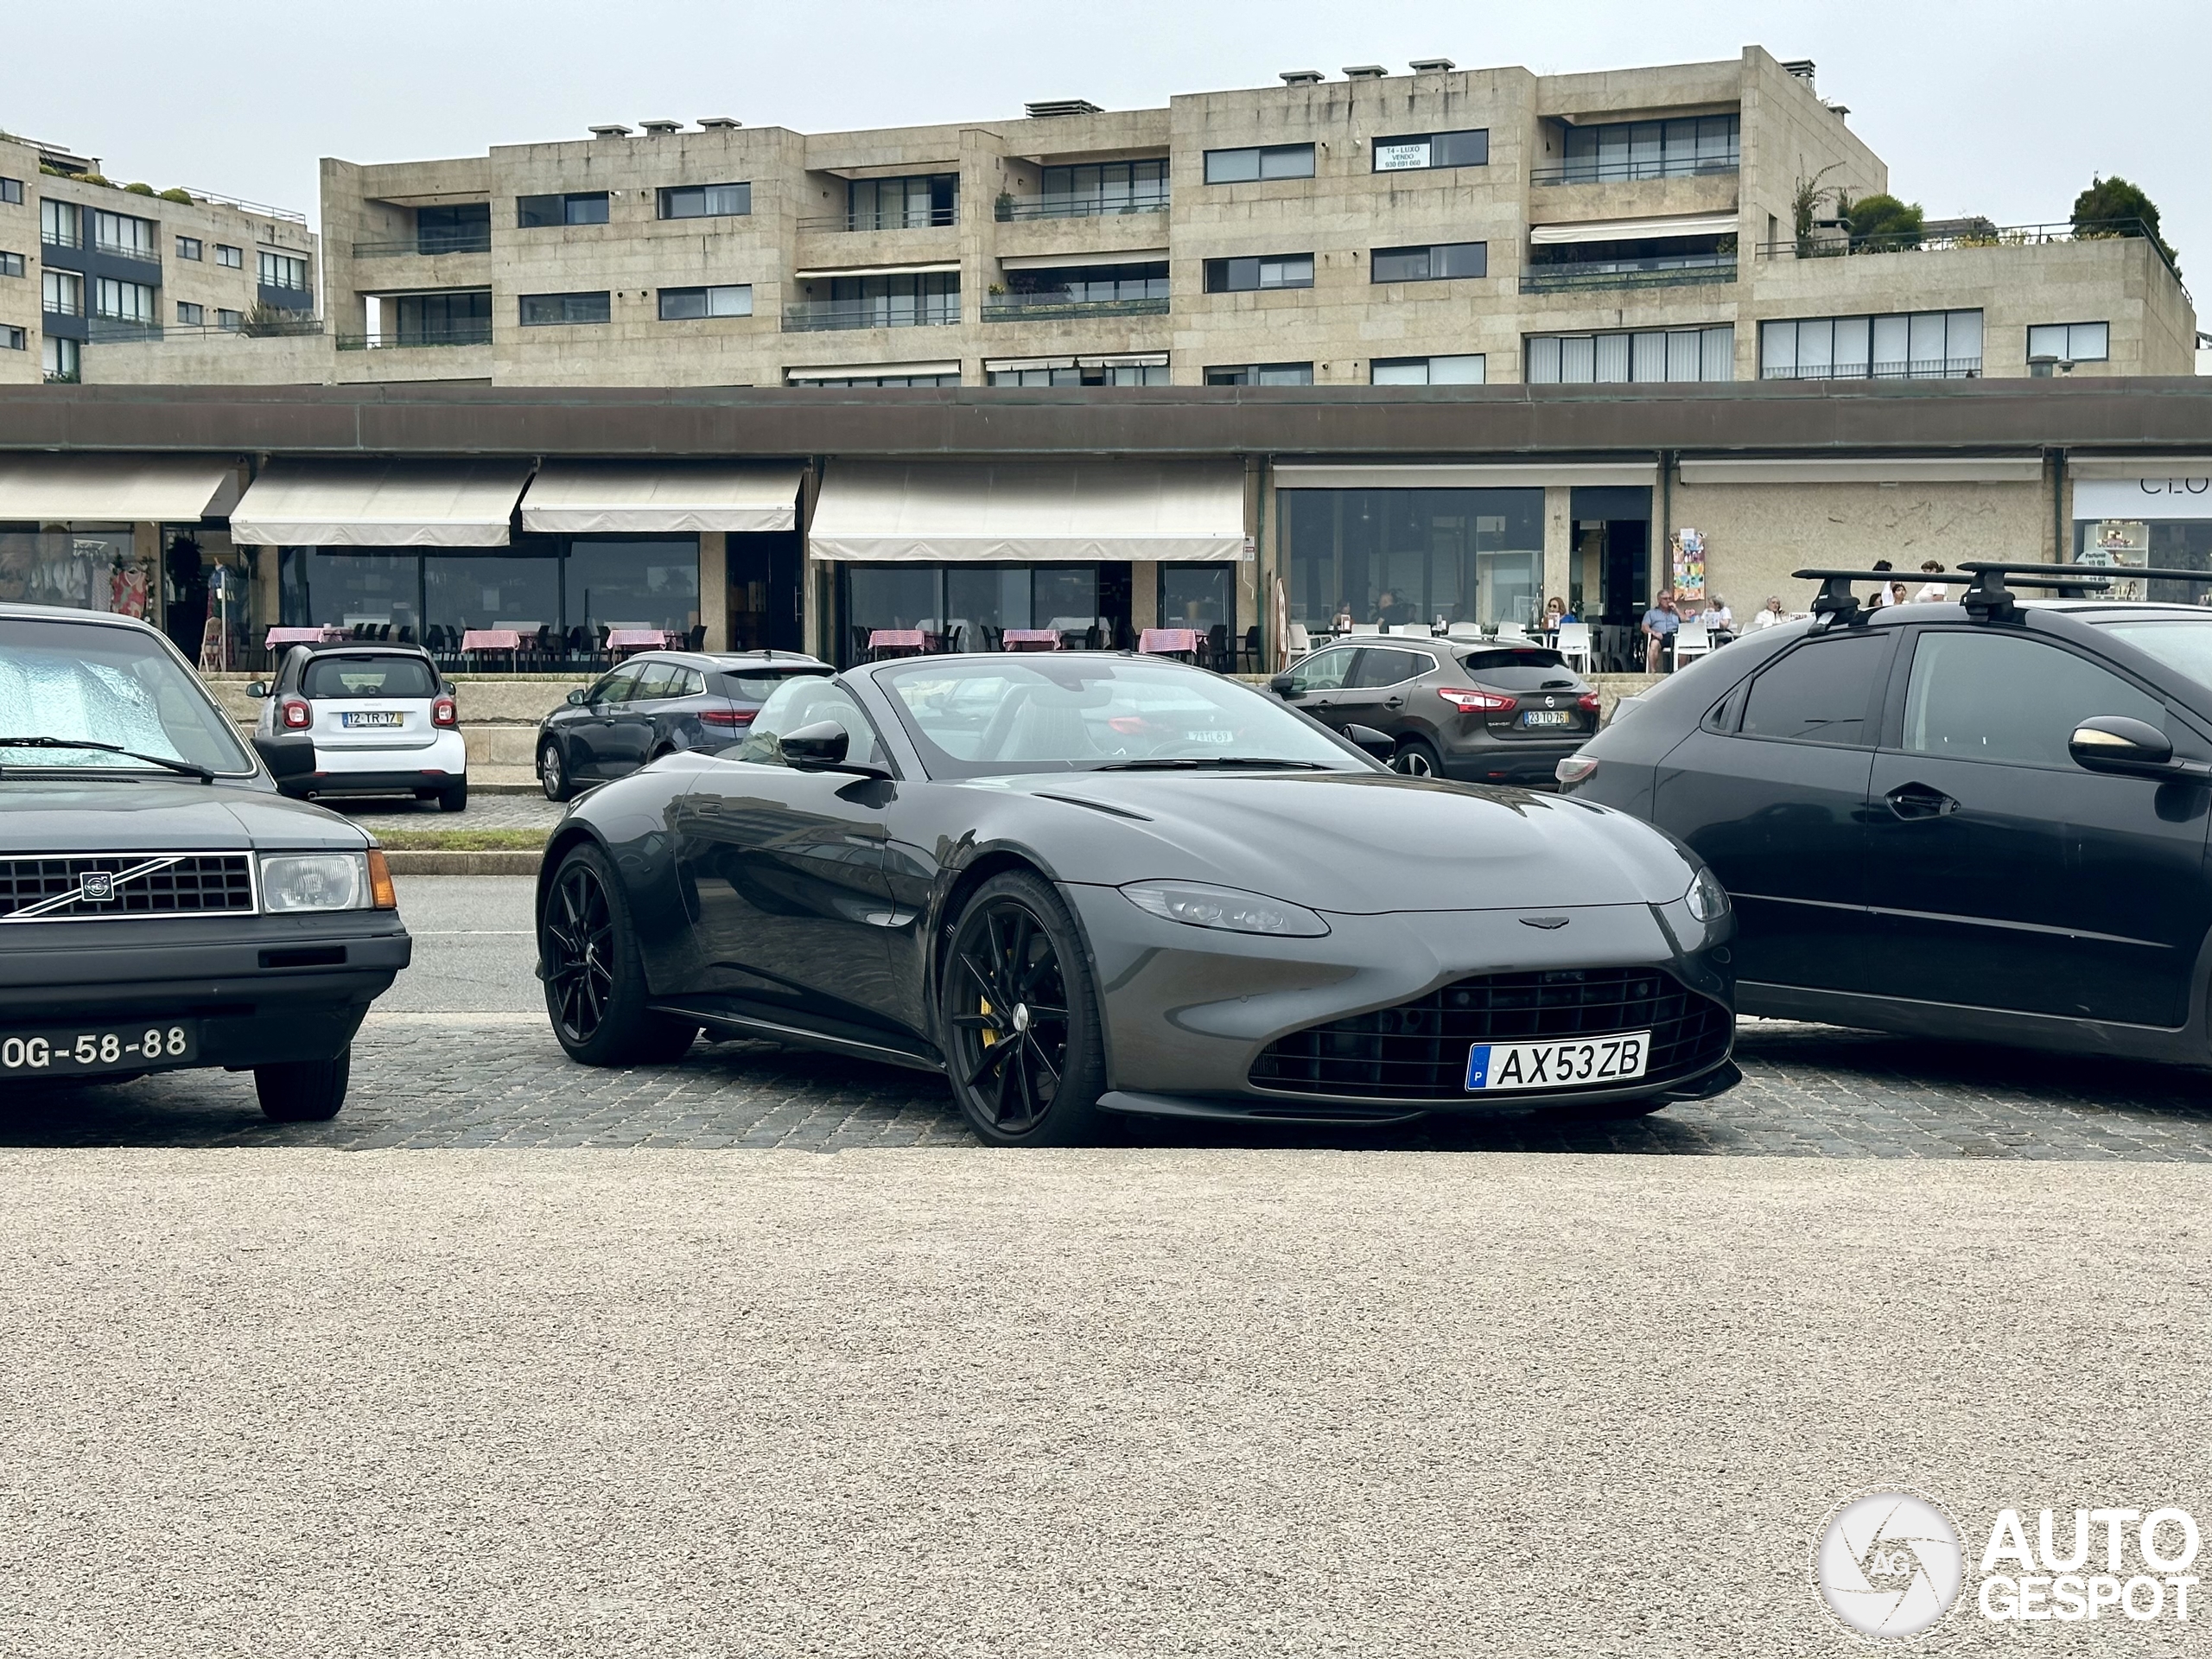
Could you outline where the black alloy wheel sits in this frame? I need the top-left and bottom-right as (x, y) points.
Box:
(538, 740), (572, 802)
(943, 871), (1106, 1146)
(540, 843), (697, 1066)
(1394, 737), (1444, 778)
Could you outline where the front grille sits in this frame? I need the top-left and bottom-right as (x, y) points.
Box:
(1249, 967), (1731, 1101)
(0, 854), (256, 922)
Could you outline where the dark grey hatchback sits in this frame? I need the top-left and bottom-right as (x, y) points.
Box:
(1268, 639), (1600, 785)
(536, 649), (831, 801)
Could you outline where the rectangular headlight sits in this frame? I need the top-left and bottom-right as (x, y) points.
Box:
(259, 852), (368, 912)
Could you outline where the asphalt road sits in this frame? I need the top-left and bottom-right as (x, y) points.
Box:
(381, 874), (541, 1013)
(0, 1150), (2200, 1659)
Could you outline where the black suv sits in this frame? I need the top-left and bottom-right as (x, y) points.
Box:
(0, 605), (410, 1119)
(1564, 575), (2212, 1068)
(1268, 639), (1599, 785)
(537, 649), (831, 801)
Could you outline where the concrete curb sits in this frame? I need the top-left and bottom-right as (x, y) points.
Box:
(384, 850), (543, 876)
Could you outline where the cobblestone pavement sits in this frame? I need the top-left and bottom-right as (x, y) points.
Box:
(8, 1013), (2212, 1157)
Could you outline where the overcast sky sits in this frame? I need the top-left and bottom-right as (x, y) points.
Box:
(11, 0), (2209, 285)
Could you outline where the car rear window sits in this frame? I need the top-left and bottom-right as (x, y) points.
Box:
(719, 666), (830, 701)
(303, 656), (437, 699)
(1453, 646), (1578, 690)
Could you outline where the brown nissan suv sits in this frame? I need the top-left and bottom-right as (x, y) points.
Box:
(1268, 639), (1600, 785)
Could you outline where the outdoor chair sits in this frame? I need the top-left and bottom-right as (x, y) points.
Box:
(1673, 620), (1714, 666)
(1287, 622), (1312, 658)
(1555, 621), (1594, 672)
(1446, 622), (1483, 641)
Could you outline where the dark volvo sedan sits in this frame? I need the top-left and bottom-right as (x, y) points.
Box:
(0, 606), (410, 1119)
(1562, 567), (2212, 1069)
(537, 649), (830, 800)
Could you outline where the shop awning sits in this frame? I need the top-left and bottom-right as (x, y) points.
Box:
(810, 461), (1248, 563)
(1679, 457), (2044, 485)
(1528, 213), (1738, 245)
(791, 261), (961, 280)
(519, 462), (802, 534)
(229, 461), (532, 547)
(0, 455), (238, 524)
(999, 248), (1169, 271)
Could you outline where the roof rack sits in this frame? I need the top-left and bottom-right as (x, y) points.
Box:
(1789, 568), (1913, 630)
(1949, 563), (2116, 620)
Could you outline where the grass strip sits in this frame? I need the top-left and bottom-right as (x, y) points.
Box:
(371, 827), (550, 851)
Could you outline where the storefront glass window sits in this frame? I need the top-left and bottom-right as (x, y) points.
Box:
(1281, 488), (1544, 629)
(279, 550), (422, 637)
(0, 524), (146, 614)
(564, 539), (701, 635)
(1160, 563), (1234, 636)
(424, 554), (563, 639)
(840, 564), (1115, 663)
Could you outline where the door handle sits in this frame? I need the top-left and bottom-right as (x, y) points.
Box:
(1885, 782), (1960, 821)
(1383, 696), (1405, 709)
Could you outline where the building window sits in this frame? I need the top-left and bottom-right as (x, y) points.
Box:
(988, 261), (1168, 318)
(258, 250), (310, 290)
(519, 290), (612, 325)
(658, 283), (753, 320)
(1553, 115), (1739, 184)
(1372, 130), (1489, 172)
(1759, 310), (1982, 379)
(1205, 362), (1313, 385)
(1371, 241), (1488, 283)
(1527, 326), (1734, 384)
(175, 234), (203, 261)
(786, 370), (961, 388)
(1371, 354), (1485, 385)
(987, 358), (1168, 386)
(2028, 321), (2109, 364)
(0, 177), (20, 205)
(386, 289), (493, 346)
(1284, 487), (1545, 630)
(1034, 160), (1168, 218)
(517, 192), (610, 228)
(176, 301), (205, 326)
(41, 336), (79, 382)
(91, 210), (156, 259)
(789, 271), (960, 331)
(845, 175), (957, 231)
(0, 251), (22, 279)
(1, 326), (23, 351)
(1203, 254), (1314, 293)
(216, 308), (243, 330)
(94, 277), (156, 322)
(1203, 144), (1315, 184)
(41, 269), (83, 317)
(40, 200), (82, 249)
(416, 203), (491, 255)
(215, 243), (242, 267)
(658, 182), (751, 219)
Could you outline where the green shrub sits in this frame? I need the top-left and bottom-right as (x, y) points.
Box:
(158, 188), (194, 204)
(1841, 193), (1924, 249)
(123, 181), (155, 195)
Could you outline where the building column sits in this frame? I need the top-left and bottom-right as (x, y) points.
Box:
(698, 531), (728, 650)
(1542, 486), (1572, 608)
(1131, 561), (1158, 632)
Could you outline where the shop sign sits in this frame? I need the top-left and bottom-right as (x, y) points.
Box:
(1375, 142), (1432, 171)
(2075, 474), (2212, 520)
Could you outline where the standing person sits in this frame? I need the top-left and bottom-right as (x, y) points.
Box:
(1747, 595), (1789, 630)
(1867, 559), (1896, 606)
(1642, 589), (1681, 673)
(1912, 560), (1949, 603)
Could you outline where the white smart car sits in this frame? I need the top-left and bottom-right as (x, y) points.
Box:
(247, 643), (468, 810)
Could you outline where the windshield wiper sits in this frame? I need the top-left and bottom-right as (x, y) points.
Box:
(1093, 756), (1335, 772)
(0, 736), (215, 784)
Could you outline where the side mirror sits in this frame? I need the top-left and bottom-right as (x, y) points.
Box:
(1268, 672), (1298, 696)
(253, 732), (316, 785)
(2070, 715), (2182, 778)
(565, 688), (589, 706)
(244, 680), (270, 699)
(1344, 723), (1396, 762)
(779, 720), (850, 769)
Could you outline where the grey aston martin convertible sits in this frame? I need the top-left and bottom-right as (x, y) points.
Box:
(535, 652), (1738, 1144)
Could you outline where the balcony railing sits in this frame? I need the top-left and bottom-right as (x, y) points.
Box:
(336, 323), (493, 350)
(92, 316), (327, 345)
(1520, 255), (1737, 294)
(796, 209), (958, 233)
(1762, 357), (1982, 382)
(353, 232), (493, 258)
(40, 226), (83, 251)
(995, 192), (1170, 221)
(1756, 218), (2188, 296)
(41, 295), (85, 319)
(1530, 156), (1738, 187)
(981, 290), (1168, 321)
(781, 297), (960, 333)
(92, 234), (160, 264)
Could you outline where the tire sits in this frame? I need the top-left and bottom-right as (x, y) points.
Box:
(940, 870), (1108, 1147)
(438, 779), (469, 813)
(540, 842), (697, 1066)
(257, 1047), (350, 1122)
(538, 741), (573, 803)
(1393, 737), (1444, 779)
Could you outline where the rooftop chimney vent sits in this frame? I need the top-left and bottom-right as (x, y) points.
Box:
(1779, 58), (1816, 82)
(1344, 65), (1389, 80)
(1408, 58), (1454, 73)
(1024, 99), (1103, 118)
(696, 117), (742, 130)
(588, 124), (634, 139)
(639, 119), (683, 136)
(1279, 69), (1324, 86)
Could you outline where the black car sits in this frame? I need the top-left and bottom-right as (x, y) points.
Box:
(533, 652), (1738, 1146)
(1563, 575), (2212, 1068)
(1268, 639), (1599, 784)
(0, 604), (410, 1120)
(537, 649), (831, 801)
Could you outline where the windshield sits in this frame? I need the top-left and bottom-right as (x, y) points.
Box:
(720, 667), (830, 701)
(2094, 619), (2212, 696)
(874, 656), (1363, 779)
(0, 616), (253, 775)
(1455, 646), (1581, 690)
(302, 655), (438, 699)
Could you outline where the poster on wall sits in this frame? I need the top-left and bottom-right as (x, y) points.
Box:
(1671, 528), (1706, 601)
(2081, 520), (2149, 601)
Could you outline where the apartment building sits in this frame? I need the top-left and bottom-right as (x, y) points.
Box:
(0, 133), (318, 387)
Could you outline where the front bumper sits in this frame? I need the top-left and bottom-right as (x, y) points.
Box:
(0, 911), (411, 1069)
(1065, 884), (1732, 1122)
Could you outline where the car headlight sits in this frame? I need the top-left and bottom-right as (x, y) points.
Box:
(1685, 865), (1731, 923)
(260, 851), (370, 912)
(1121, 880), (1332, 938)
